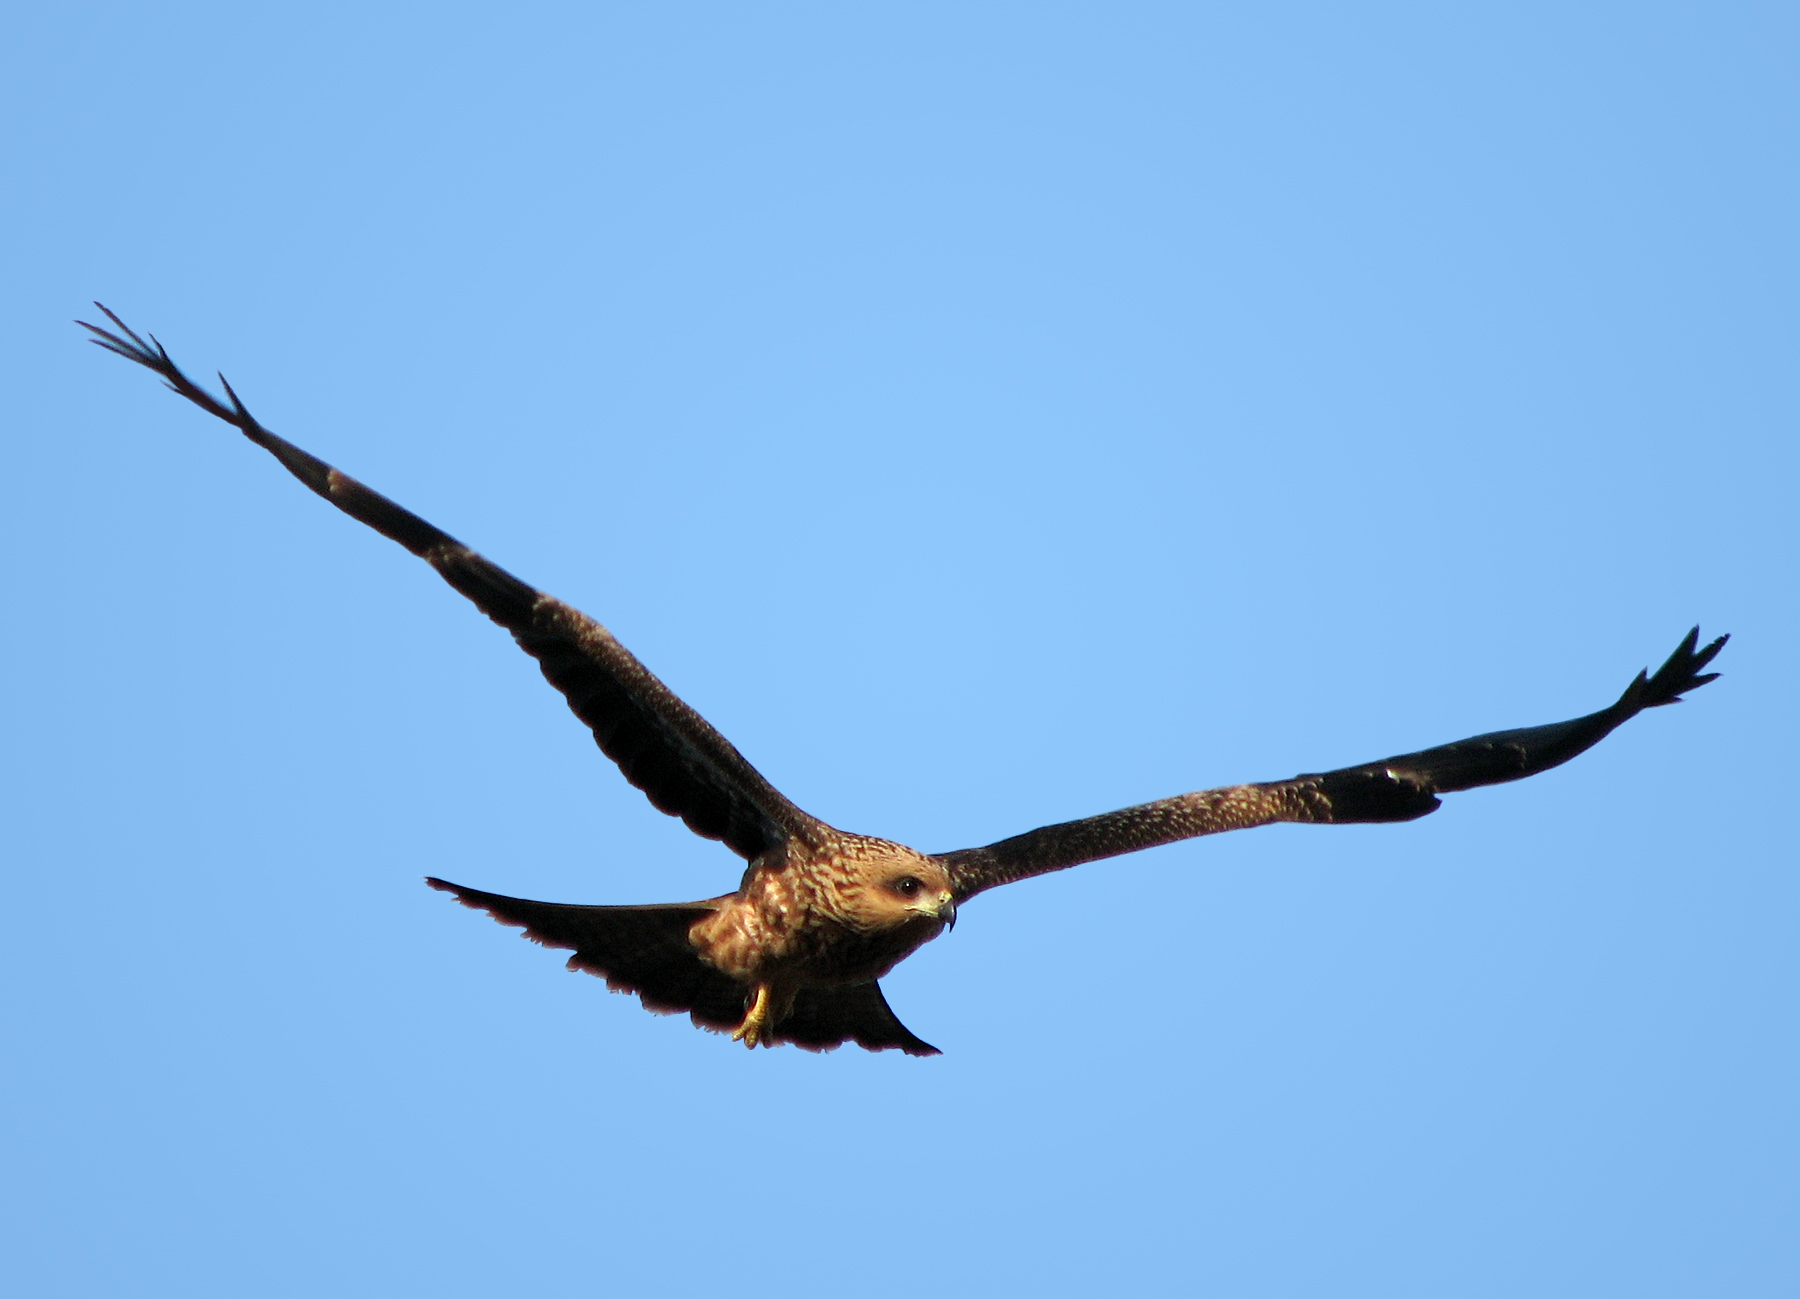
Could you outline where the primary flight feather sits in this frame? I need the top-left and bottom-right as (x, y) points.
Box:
(83, 306), (1727, 1056)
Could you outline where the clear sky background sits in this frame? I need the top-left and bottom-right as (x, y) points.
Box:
(4, 4), (1794, 1295)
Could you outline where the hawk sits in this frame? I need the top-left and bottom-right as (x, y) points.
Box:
(84, 307), (1728, 1056)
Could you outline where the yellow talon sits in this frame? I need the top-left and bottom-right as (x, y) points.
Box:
(731, 984), (772, 1049)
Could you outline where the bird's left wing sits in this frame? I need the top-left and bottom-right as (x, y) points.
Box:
(83, 307), (827, 861)
(939, 628), (1725, 901)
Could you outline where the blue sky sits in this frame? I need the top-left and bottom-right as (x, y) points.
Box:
(5, 4), (1795, 1295)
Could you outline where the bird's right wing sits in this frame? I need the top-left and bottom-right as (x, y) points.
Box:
(939, 628), (1726, 901)
(84, 307), (827, 861)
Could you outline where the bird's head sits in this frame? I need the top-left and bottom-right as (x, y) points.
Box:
(841, 841), (958, 938)
(877, 861), (958, 934)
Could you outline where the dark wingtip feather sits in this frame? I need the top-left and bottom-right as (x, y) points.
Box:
(97, 301), (139, 339)
(78, 303), (159, 367)
(1638, 627), (1729, 709)
(216, 371), (253, 421)
(87, 335), (141, 363)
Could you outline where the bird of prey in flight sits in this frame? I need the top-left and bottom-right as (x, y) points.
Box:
(83, 306), (1727, 1056)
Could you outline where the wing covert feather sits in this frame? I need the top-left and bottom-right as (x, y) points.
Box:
(84, 307), (825, 861)
(941, 628), (1726, 900)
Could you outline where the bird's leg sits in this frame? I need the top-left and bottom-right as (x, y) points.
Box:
(732, 984), (774, 1049)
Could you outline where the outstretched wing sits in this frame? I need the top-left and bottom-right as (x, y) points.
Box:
(940, 628), (1726, 901)
(84, 306), (826, 861)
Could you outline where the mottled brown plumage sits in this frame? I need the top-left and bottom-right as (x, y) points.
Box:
(84, 306), (1729, 1057)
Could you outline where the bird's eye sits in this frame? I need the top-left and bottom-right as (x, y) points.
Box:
(894, 877), (921, 897)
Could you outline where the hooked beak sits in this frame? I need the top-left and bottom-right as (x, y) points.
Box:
(935, 896), (957, 931)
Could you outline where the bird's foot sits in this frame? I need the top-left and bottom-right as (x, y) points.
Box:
(731, 985), (773, 1049)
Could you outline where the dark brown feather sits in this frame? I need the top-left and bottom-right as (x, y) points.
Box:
(81, 307), (824, 861)
(941, 628), (1727, 900)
